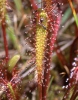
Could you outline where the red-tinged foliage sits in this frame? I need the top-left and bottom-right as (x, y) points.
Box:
(53, 0), (73, 4)
(70, 37), (78, 70)
(0, 72), (21, 100)
(0, 58), (21, 100)
(50, 13), (61, 53)
(42, 28), (51, 100)
(29, 0), (38, 10)
(54, 44), (68, 71)
(42, 1), (62, 100)
(30, 0), (62, 100)
(62, 66), (78, 100)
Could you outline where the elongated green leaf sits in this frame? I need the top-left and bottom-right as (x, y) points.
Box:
(6, 15), (21, 50)
(68, 0), (78, 27)
(8, 55), (20, 73)
(61, 8), (72, 25)
(14, 0), (22, 11)
(7, 82), (16, 100)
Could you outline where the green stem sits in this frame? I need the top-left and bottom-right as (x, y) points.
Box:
(7, 82), (16, 100)
(68, 0), (78, 27)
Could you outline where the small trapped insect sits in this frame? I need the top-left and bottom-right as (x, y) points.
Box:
(37, 11), (48, 30)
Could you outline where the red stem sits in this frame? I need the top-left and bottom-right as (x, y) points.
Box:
(54, 44), (67, 66)
(42, 32), (51, 100)
(1, 18), (9, 63)
(75, 24), (78, 37)
(38, 74), (42, 100)
(30, 0), (38, 10)
(42, 10), (61, 100)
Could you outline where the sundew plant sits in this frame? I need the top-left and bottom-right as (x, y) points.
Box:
(0, 0), (78, 100)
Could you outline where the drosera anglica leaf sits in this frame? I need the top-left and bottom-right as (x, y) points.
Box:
(36, 9), (48, 80)
(36, 9), (48, 72)
(35, 9), (48, 99)
(8, 55), (20, 73)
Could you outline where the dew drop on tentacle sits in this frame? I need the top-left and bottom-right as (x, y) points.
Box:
(65, 78), (69, 83)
